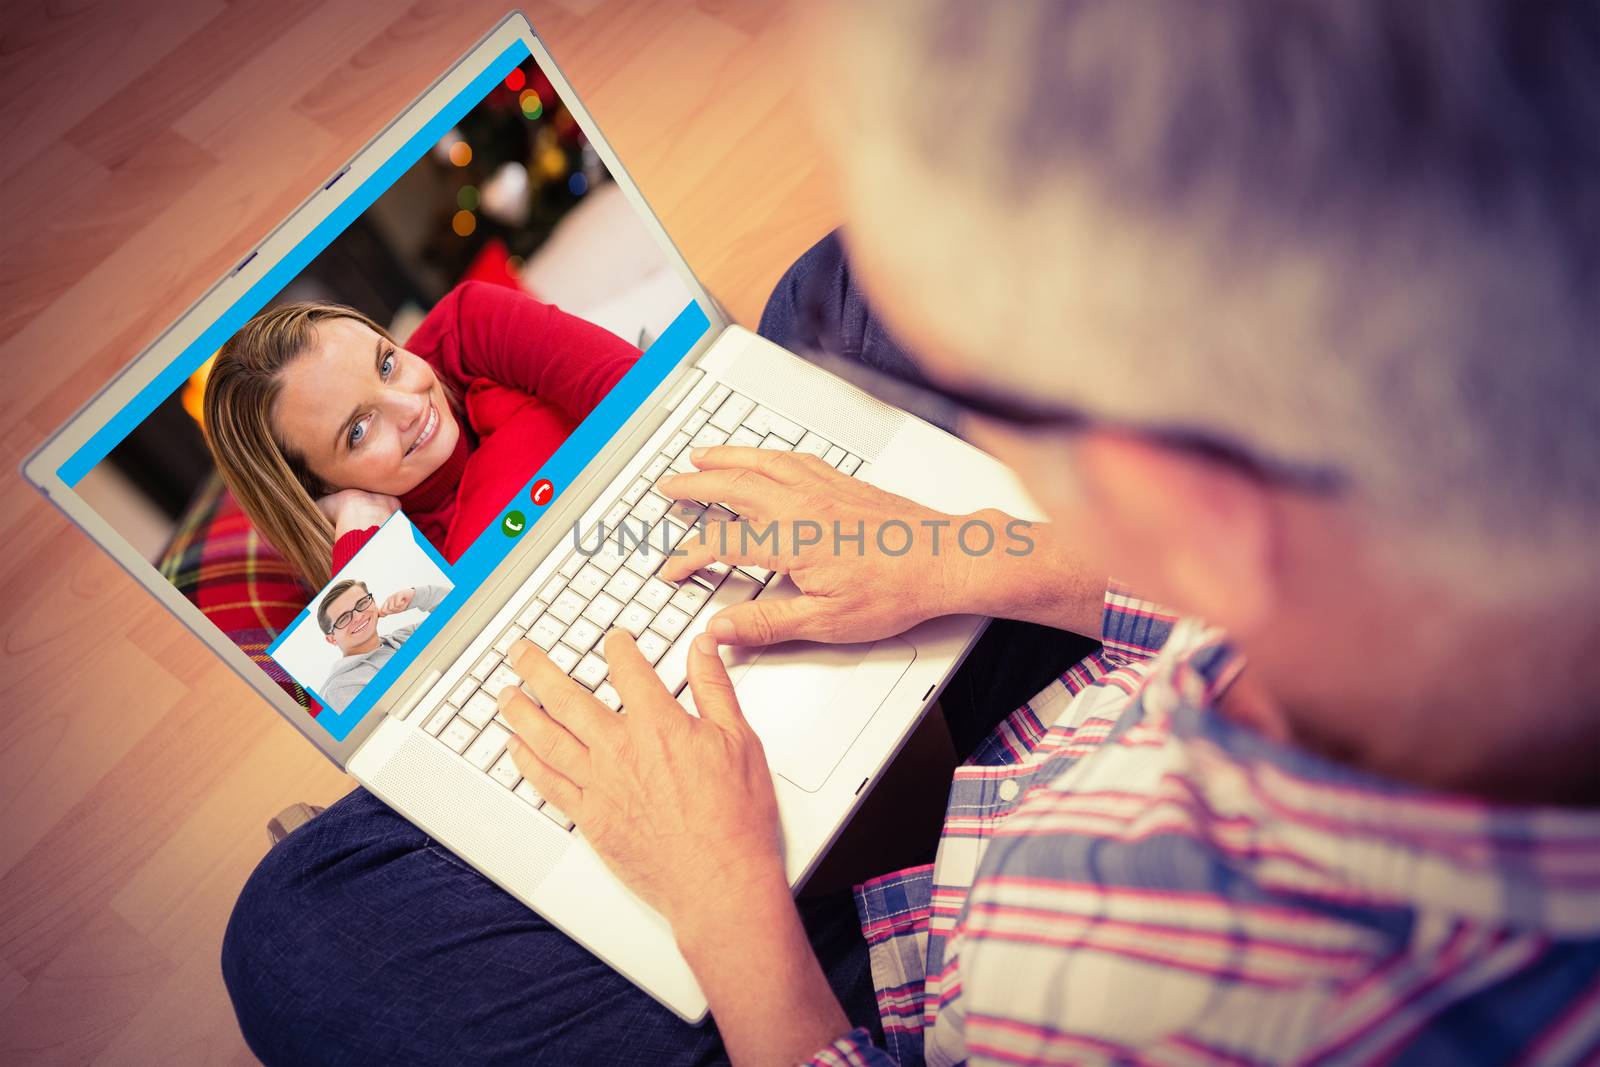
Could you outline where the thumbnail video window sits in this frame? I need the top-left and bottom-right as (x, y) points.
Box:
(268, 514), (453, 714)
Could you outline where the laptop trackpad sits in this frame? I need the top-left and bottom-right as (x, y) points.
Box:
(726, 635), (915, 792)
(704, 583), (916, 792)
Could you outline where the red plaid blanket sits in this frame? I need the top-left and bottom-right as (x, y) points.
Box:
(157, 475), (322, 716)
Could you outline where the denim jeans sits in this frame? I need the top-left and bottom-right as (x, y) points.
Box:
(222, 231), (1096, 1065)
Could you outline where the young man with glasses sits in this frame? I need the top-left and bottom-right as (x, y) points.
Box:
(317, 579), (448, 713)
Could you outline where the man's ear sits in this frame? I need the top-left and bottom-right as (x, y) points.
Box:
(325, 632), (337, 646)
(1072, 432), (1279, 635)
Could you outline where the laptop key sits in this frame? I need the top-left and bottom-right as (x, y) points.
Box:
(708, 392), (755, 432)
(549, 643), (581, 675)
(726, 426), (763, 448)
(632, 491), (670, 526)
(604, 566), (644, 603)
(795, 431), (831, 458)
(549, 589), (587, 625)
(683, 408), (711, 433)
(540, 802), (576, 831)
(701, 383), (731, 411)
(513, 779), (545, 809)
(652, 604), (692, 640)
(616, 600), (654, 638)
(837, 454), (862, 476)
(465, 722), (511, 771)
(461, 690), (499, 728)
(483, 664), (524, 699)
(759, 433), (791, 451)
(514, 598), (548, 629)
(602, 499), (632, 529)
(666, 499), (705, 528)
(558, 552), (586, 579)
(573, 653), (609, 690)
(636, 628), (670, 665)
(637, 576), (674, 611)
(562, 618), (602, 655)
(691, 425), (728, 449)
(824, 445), (847, 467)
(642, 454), (671, 482)
(591, 536), (630, 575)
(653, 517), (689, 552)
(594, 681), (623, 711)
(622, 477), (651, 505)
(448, 676), (478, 706)
(492, 625), (524, 656)
(423, 701), (458, 737)
(582, 591), (623, 629)
(488, 751), (521, 789)
(529, 612), (566, 650)
(693, 564), (729, 590)
(623, 538), (663, 578)
(669, 580), (712, 614)
(440, 716), (478, 754)
(746, 405), (803, 443)
(570, 564), (607, 600)
(469, 651), (500, 681)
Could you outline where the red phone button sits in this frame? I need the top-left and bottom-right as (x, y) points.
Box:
(531, 479), (554, 506)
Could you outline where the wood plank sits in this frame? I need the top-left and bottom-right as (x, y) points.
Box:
(0, 910), (175, 1065)
(0, 0), (225, 184)
(0, 638), (183, 878)
(0, 957), (25, 1016)
(61, 0), (326, 171)
(110, 720), (351, 964)
(0, 659), (277, 978)
(90, 947), (253, 1066)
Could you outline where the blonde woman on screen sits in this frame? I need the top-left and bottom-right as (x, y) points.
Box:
(203, 280), (640, 589)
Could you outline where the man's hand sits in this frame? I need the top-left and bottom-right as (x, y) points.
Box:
(657, 446), (980, 646)
(502, 629), (855, 1065)
(378, 588), (416, 616)
(316, 489), (401, 540)
(499, 629), (784, 928)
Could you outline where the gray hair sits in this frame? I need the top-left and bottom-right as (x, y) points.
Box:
(826, 0), (1600, 597)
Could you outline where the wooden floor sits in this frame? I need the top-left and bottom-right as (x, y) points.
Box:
(0, 1), (837, 1061)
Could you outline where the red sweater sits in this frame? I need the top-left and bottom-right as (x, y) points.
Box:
(332, 281), (640, 571)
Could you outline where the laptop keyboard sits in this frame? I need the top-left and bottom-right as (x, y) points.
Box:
(409, 382), (867, 832)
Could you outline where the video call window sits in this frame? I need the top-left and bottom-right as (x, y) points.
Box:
(70, 48), (703, 738)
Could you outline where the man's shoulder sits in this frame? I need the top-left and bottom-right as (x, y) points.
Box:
(326, 649), (382, 687)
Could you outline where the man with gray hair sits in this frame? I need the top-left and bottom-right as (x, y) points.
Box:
(224, 3), (1599, 1064)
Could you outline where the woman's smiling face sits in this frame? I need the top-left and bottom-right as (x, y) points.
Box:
(272, 317), (461, 497)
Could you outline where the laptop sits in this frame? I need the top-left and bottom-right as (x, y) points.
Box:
(23, 12), (1038, 1022)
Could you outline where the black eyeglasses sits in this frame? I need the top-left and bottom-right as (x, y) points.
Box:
(327, 593), (375, 633)
(795, 265), (1346, 493)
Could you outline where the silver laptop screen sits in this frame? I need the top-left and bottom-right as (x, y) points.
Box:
(53, 38), (713, 743)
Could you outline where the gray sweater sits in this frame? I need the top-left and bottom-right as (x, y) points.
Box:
(321, 584), (450, 712)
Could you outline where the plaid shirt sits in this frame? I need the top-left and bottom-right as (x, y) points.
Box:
(808, 588), (1600, 1066)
